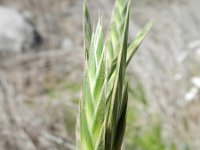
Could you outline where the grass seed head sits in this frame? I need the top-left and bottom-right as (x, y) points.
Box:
(78, 0), (152, 149)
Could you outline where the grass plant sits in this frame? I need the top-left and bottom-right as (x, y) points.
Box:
(77, 0), (152, 149)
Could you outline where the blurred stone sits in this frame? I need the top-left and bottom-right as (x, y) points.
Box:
(0, 6), (42, 54)
(192, 77), (200, 88)
(61, 38), (74, 51)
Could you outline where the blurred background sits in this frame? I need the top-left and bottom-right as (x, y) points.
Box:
(0, 0), (200, 149)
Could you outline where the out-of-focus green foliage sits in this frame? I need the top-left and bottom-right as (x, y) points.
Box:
(125, 76), (178, 150)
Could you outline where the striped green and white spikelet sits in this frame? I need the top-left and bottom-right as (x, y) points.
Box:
(77, 0), (152, 149)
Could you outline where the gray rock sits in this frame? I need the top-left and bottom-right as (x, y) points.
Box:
(0, 6), (42, 54)
(61, 38), (74, 51)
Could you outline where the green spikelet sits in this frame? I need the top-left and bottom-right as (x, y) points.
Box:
(78, 0), (152, 149)
(106, 0), (129, 67)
